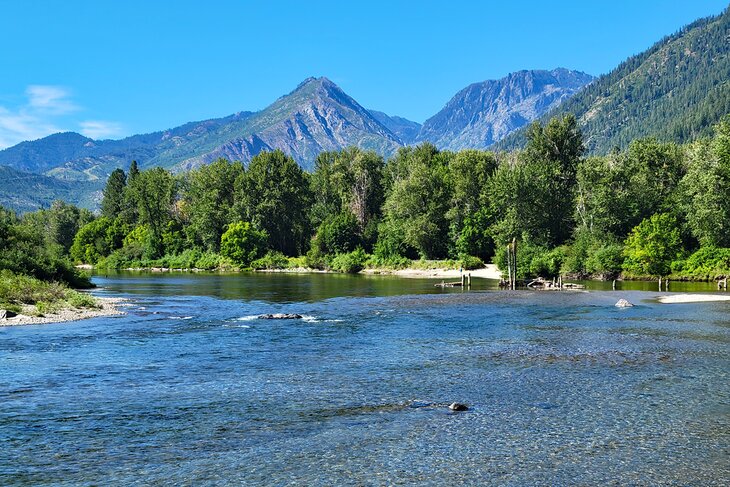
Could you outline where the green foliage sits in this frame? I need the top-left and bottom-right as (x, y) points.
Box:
(235, 150), (312, 256)
(219, 221), (268, 267)
(127, 167), (176, 259)
(0, 270), (98, 312)
(678, 132), (730, 247)
(381, 144), (452, 259)
(193, 251), (235, 271)
(70, 217), (126, 264)
(183, 159), (242, 251)
(623, 213), (682, 277)
(670, 246), (730, 280)
(310, 147), (384, 232)
(101, 168), (127, 218)
(329, 248), (368, 273)
(458, 255), (484, 270)
(251, 250), (291, 270)
(0, 206), (91, 288)
(313, 211), (362, 255)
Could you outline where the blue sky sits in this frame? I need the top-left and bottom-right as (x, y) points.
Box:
(0, 0), (726, 148)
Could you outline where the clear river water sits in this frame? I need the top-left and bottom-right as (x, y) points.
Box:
(1, 272), (728, 485)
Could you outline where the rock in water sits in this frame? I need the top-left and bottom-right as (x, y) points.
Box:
(257, 313), (303, 320)
(615, 299), (634, 308)
(449, 402), (468, 411)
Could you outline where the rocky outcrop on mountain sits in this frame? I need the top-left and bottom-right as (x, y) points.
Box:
(416, 69), (593, 150)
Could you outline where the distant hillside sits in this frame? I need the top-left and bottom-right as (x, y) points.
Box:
(416, 68), (593, 150)
(0, 166), (100, 213)
(497, 7), (730, 153)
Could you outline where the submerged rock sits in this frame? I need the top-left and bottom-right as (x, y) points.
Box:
(449, 402), (468, 411)
(615, 299), (634, 308)
(258, 313), (303, 320)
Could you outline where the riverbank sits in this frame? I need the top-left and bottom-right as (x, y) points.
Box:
(107, 264), (504, 279)
(0, 296), (126, 326)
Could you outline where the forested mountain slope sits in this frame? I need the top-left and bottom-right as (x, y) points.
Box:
(497, 7), (730, 153)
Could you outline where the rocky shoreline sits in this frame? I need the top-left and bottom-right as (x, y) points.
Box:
(0, 297), (126, 326)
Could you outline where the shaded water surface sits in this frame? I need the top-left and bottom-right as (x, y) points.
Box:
(1, 272), (728, 485)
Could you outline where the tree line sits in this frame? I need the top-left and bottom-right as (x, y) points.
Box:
(2, 114), (730, 283)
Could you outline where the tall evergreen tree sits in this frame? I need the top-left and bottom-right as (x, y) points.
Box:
(101, 168), (127, 219)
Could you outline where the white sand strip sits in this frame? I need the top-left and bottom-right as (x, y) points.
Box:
(365, 264), (502, 280)
(658, 294), (730, 304)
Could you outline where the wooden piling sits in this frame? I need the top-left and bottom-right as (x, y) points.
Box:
(512, 238), (518, 290)
(468, 273), (471, 288)
(506, 244), (512, 290)
(461, 273), (465, 288)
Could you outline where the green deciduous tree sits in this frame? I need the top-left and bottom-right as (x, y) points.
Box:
(183, 159), (243, 251)
(234, 150), (312, 256)
(313, 211), (362, 255)
(128, 167), (176, 259)
(220, 221), (268, 267)
(678, 138), (730, 247)
(447, 150), (497, 258)
(623, 213), (682, 278)
(381, 144), (452, 259)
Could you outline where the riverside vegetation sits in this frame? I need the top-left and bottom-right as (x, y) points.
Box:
(0, 205), (99, 317)
(2, 115), (730, 302)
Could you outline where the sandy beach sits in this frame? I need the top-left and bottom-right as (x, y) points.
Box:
(363, 264), (502, 280)
(658, 293), (730, 304)
(0, 297), (126, 326)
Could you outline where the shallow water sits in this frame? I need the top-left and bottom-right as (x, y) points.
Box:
(1, 272), (728, 485)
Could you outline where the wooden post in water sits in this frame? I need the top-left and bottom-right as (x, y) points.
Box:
(506, 244), (512, 290)
(461, 273), (465, 288)
(658, 277), (662, 291)
(467, 273), (471, 288)
(512, 237), (518, 290)
(665, 279), (669, 291)
(612, 279), (616, 290)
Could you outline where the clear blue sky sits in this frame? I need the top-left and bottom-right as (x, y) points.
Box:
(0, 0), (726, 147)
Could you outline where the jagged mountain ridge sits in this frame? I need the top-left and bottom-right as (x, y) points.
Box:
(0, 77), (403, 181)
(416, 68), (594, 150)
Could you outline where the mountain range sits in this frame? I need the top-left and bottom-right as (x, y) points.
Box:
(0, 7), (727, 212)
(0, 69), (591, 211)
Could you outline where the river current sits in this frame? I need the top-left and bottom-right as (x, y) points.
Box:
(1, 272), (728, 485)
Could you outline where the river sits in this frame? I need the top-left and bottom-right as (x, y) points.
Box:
(1, 272), (728, 485)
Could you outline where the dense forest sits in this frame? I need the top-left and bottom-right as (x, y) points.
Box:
(2, 114), (730, 289)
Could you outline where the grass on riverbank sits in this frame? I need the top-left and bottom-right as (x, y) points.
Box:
(0, 270), (99, 316)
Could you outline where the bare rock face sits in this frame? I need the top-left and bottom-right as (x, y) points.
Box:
(449, 402), (469, 411)
(416, 68), (593, 150)
(615, 299), (634, 308)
